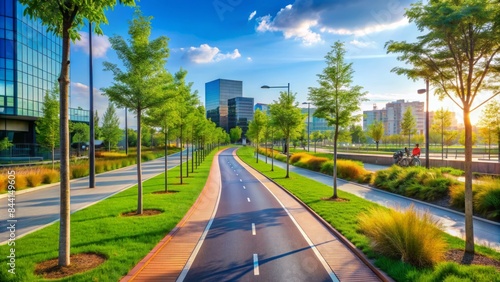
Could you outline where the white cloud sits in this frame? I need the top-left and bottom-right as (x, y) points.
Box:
(247, 57), (252, 62)
(321, 18), (409, 37)
(248, 10), (257, 21)
(73, 31), (111, 58)
(184, 44), (241, 64)
(349, 39), (376, 48)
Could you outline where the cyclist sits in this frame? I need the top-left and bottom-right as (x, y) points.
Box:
(412, 143), (421, 158)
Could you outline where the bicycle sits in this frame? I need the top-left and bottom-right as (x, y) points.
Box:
(393, 150), (421, 167)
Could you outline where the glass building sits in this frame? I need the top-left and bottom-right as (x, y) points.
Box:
(228, 97), (254, 139)
(205, 79), (242, 132)
(0, 0), (88, 152)
(254, 103), (269, 114)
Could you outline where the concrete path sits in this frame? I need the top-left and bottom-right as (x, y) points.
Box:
(256, 154), (500, 252)
(0, 150), (188, 244)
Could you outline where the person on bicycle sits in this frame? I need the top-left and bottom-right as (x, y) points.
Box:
(412, 143), (421, 158)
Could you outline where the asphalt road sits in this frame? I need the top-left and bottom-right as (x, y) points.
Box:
(0, 151), (187, 244)
(182, 148), (334, 282)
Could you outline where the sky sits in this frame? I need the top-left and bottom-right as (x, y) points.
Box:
(67, 0), (489, 129)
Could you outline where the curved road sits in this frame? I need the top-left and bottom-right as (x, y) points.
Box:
(181, 148), (336, 281)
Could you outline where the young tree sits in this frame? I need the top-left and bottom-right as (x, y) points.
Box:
(350, 124), (365, 145)
(386, 0), (500, 253)
(36, 89), (60, 169)
(93, 111), (102, 140)
(70, 122), (90, 157)
(308, 41), (367, 198)
(311, 131), (322, 153)
(19, 0), (135, 266)
(431, 108), (453, 159)
(101, 103), (123, 151)
(478, 100), (500, 160)
(247, 109), (267, 163)
(102, 9), (169, 215)
(229, 126), (243, 144)
(0, 138), (13, 152)
(127, 129), (137, 147)
(368, 121), (384, 151)
(269, 92), (304, 178)
(401, 107), (417, 148)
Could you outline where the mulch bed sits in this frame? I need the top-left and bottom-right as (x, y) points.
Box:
(321, 197), (350, 202)
(446, 249), (500, 270)
(35, 253), (106, 279)
(152, 190), (179, 194)
(121, 209), (163, 217)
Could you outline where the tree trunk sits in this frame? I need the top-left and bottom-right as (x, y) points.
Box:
(58, 18), (71, 267)
(256, 133), (259, 163)
(137, 109), (143, 215)
(464, 106), (474, 254)
(271, 132), (274, 171)
(332, 128), (339, 199)
(185, 138), (189, 178)
(191, 130), (194, 173)
(52, 147), (55, 170)
(180, 124), (183, 184)
(376, 141), (379, 151)
(286, 134), (290, 178)
(164, 128), (168, 192)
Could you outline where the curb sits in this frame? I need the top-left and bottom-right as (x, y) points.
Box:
(240, 149), (393, 282)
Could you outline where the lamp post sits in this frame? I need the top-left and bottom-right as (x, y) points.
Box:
(261, 83), (290, 154)
(302, 102), (311, 152)
(89, 21), (95, 188)
(417, 79), (430, 168)
(125, 107), (128, 155)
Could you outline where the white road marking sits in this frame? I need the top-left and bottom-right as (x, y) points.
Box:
(236, 174), (238, 176)
(243, 186), (246, 189)
(247, 197), (251, 202)
(252, 223), (256, 235)
(253, 254), (260, 275)
(240, 179), (242, 182)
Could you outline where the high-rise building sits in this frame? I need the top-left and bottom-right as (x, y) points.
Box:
(205, 78), (242, 132)
(0, 0), (88, 151)
(363, 99), (425, 136)
(300, 108), (333, 132)
(363, 104), (386, 132)
(228, 97), (254, 138)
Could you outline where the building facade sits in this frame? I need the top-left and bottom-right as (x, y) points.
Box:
(363, 104), (387, 132)
(228, 97), (254, 138)
(205, 78), (242, 132)
(254, 103), (269, 114)
(363, 99), (425, 136)
(0, 0), (88, 153)
(301, 108), (333, 133)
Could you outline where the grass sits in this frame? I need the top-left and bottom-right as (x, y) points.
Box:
(0, 147), (222, 281)
(237, 146), (499, 282)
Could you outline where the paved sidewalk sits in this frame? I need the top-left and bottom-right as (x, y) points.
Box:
(0, 150), (187, 244)
(257, 153), (500, 252)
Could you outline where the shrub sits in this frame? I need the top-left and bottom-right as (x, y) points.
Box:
(473, 177), (500, 220)
(440, 167), (464, 177)
(449, 184), (466, 210)
(294, 161), (309, 169)
(320, 161), (334, 175)
(358, 205), (447, 268)
(275, 154), (287, 162)
(336, 159), (368, 182)
(43, 169), (59, 184)
(141, 153), (156, 162)
(95, 163), (105, 173)
(0, 174), (7, 192)
(14, 174), (28, 190)
(121, 159), (130, 167)
(71, 165), (89, 179)
(289, 152), (311, 164)
(306, 157), (329, 172)
(26, 172), (44, 187)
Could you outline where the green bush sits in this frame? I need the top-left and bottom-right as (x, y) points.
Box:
(358, 205), (447, 268)
(473, 177), (500, 220)
(306, 157), (329, 171)
(320, 161), (334, 175)
(440, 167), (464, 177)
(95, 163), (105, 173)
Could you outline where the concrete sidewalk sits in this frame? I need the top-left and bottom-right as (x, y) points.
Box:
(256, 153), (500, 252)
(0, 150), (187, 244)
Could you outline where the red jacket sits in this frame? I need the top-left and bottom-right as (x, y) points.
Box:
(412, 147), (421, 156)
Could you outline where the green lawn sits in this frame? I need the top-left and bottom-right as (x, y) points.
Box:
(237, 146), (499, 282)
(0, 147), (224, 282)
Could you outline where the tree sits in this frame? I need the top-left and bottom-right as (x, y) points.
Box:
(311, 131), (323, 153)
(0, 138), (13, 152)
(94, 111), (102, 140)
(70, 122), (89, 157)
(269, 92), (304, 178)
(431, 108), (453, 159)
(101, 103), (123, 151)
(127, 129), (137, 147)
(102, 9), (169, 215)
(478, 100), (500, 160)
(308, 41), (367, 198)
(350, 124), (365, 145)
(229, 126), (243, 144)
(247, 109), (267, 163)
(19, 0), (135, 266)
(36, 89), (60, 169)
(401, 107), (417, 148)
(367, 121), (384, 151)
(386, 0), (500, 253)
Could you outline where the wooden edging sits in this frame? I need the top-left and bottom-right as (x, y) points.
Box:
(237, 148), (393, 282)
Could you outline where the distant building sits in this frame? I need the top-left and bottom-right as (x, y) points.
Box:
(254, 103), (269, 114)
(0, 0), (88, 154)
(228, 97), (254, 138)
(205, 79), (242, 132)
(363, 104), (387, 132)
(301, 108), (333, 133)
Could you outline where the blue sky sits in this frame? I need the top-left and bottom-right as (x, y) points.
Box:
(67, 0), (483, 129)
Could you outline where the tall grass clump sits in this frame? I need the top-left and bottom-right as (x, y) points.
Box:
(473, 177), (500, 220)
(26, 171), (44, 187)
(320, 159), (368, 182)
(42, 169), (59, 184)
(306, 157), (329, 171)
(0, 174), (7, 192)
(440, 167), (464, 177)
(289, 152), (311, 164)
(71, 164), (89, 179)
(358, 205), (447, 268)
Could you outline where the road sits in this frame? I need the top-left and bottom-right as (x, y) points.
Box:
(181, 148), (335, 281)
(0, 150), (187, 244)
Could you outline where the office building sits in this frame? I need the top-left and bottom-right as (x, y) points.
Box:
(228, 97), (254, 138)
(205, 78), (242, 132)
(363, 104), (387, 132)
(363, 99), (425, 136)
(301, 108), (333, 132)
(0, 0), (88, 155)
(254, 103), (269, 114)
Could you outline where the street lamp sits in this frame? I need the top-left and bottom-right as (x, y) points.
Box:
(417, 79), (430, 169)
(261, 83), (290, 154)
(89, 21), (95, 188)
(302, 102), (311, 152)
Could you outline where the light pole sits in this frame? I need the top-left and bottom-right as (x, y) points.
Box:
(302, 102), (311, 152)
(417, 79), (430, 168)
(124, 107), (128, 155)
(261, 83), (290, 154)
(89, 21), (95, 188)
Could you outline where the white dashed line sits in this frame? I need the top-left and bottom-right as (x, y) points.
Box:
(253, 254), (259, 275)
(252, 223), (256, 235)
(240, 179), (242, 182)
(247, 197), (251, 202)
(243, 186), (246, 189)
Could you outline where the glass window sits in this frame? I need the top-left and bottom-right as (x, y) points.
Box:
(5, 17), (12, 30)
(6, 96), (13, 106)
(5, 69), (12, 81)
(0, 69), (4, 80)
(0, 17), (4, 29)
(5, 0), (13, 17)
(6, 30), (13, 40)
(5, 81), (13, 96)
(6, 59), (12, 69)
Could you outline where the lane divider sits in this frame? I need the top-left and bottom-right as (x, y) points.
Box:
(253, 254), (260, 276)
(252, 223), (256, 235)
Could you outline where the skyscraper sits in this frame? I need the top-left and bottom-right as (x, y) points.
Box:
(0, 0), (88, 151)
(205, 79), (242, 132)
(228, 97), (254, 138)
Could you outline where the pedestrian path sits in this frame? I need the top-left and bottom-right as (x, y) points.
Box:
(257, 154), (500, 251)
(0, 151), (187, 244)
